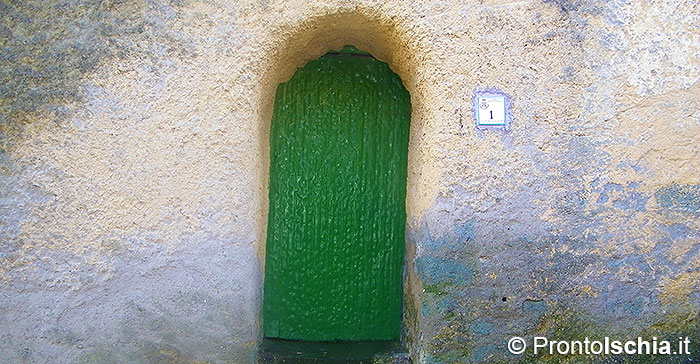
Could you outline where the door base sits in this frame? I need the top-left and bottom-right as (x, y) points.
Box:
(258, 338), (411, 364)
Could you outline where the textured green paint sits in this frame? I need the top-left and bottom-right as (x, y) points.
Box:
(263, 47), (411, 341)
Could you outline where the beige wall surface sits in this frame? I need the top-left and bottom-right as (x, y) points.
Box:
(1, 0), (698, 363)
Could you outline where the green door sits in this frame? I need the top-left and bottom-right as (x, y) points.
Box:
(263, 46), (411, 341)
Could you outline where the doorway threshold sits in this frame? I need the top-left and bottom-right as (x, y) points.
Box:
(258, 338), (411, 364)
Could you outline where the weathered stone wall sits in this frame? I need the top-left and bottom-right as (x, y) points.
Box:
(1, 0), (698, 363)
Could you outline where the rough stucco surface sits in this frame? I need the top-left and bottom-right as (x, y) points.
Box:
(0, 0), (698, 363)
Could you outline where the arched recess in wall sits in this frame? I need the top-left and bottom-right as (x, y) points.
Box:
(255, 10), (427, 345)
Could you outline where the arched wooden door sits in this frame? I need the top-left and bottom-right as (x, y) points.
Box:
(263, 46), (411, 341)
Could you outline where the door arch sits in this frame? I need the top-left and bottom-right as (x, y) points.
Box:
(263, 46), (411, 341)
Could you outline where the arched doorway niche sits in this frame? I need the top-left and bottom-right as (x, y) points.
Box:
(254, 9), (430, 358)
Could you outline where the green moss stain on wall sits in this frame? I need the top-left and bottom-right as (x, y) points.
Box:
(655, 184), (700, 212)
(410, 209), (699, 363)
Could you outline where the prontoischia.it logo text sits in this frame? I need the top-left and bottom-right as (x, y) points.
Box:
(507, 336), (693, 356)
